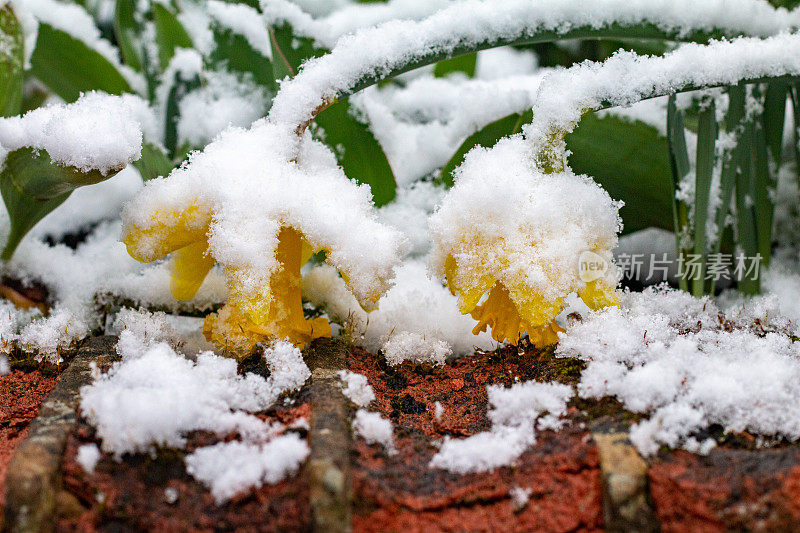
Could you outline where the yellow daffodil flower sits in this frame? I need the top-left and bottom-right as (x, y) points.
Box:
(124, 206), (331, 356)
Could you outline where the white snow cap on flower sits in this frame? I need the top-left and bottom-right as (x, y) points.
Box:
(429, 134), (622, 304)
(0, 92), (148, 174)
(122, 121), (406, 310)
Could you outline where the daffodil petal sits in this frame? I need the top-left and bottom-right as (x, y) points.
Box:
(170, 239), (215, 301)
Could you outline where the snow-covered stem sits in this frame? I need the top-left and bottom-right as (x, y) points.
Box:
(525, 34), (800, 172)
(267, 0), (800, 138)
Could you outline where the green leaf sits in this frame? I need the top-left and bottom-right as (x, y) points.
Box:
(692, 100), (717, 296)
(269, 23), (326, 81)
(210, 26), (275, 90)
(153, 2), (193, 71)
(734, 120), (760, 295)
(751, 97), (774, 266)
(0, 148), (122, 259)
(567, 114), (674, 236)
(163, 71), (201, 157)
(438, 111), (532, 187)
(667, 95), (692, 292)
(314, 98), (397, 206)
(434, 52), (477, 78)
(114, 0), (144, 71)
(133, 143), (174, 181)
(763, 80), (789, 167)
(0, 6), (23, 117)
(3, 147), (116, 200)
(29, 23), (131, 103)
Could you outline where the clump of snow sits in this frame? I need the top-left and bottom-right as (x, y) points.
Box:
(301, 260), (495, 364)
(0, 92), (147, 174)
(112, 308), (183, 359)
(262, 0), (452, 50)
(429, 134), (622, 305)
(76, 443), (101, 474)
(337, 370), (375, 407)
(185, 435), (309, 503)
(0, 300), (42, 355)
(164, 487), (179, 505)
(430, 380), (572, 473)
(0, 354), (9, 375)
(509, 486), (532, 511)
(81, 319), (312, 502)
(557, 285), (800, 455)
(80, 339), (309, 457)
(18, 306), (88, 363)
(352, 409), (396, 454)
(382, 331), (451, 367)
(434, 401), (444, 422)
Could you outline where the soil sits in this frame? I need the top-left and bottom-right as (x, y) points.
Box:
(348, 345), (604, 533)
(0, 365), (62, 512)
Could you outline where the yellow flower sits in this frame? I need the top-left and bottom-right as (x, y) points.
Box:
(123, 206), (334, 356)
(444, 250), (619, 347)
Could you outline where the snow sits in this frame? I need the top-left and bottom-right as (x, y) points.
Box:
(337, 370), (375, 407)
(382, 331), (451, 367)
(526, 34), (800, 169)
(17, 305), (88, 362)
(0, 92), (147, 174)
(301, 260), (495, 364)
(80, 319), (311, 501)
(185, 435), (309, 503)
(177, 71), (270, 148)
(262, 0), (453, 49)
(76, 443), (101, 474)
(0, 354), (8, 375)
(557, 285), (800, 455)
(80, 335), (310, 457)
(352, 409), (396, 453)
(430, 380), (571, 473)
(208, 1), (271, 58)
(509, 486), (532, 510)
(268, 0), (800, 134)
